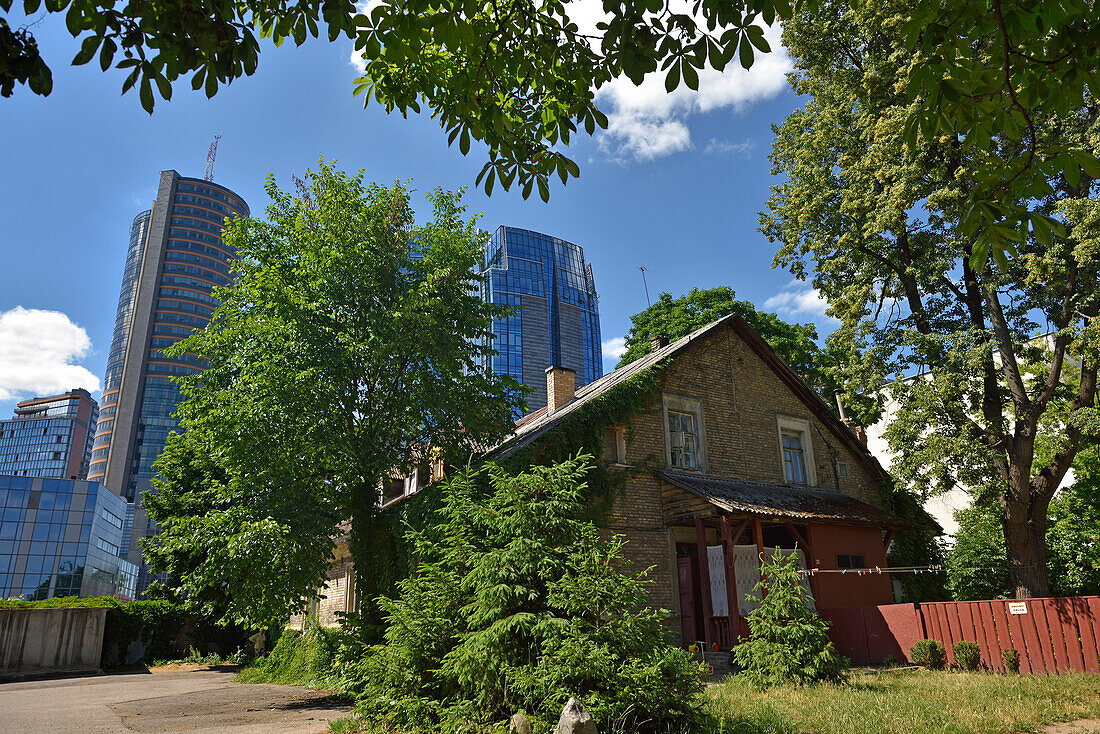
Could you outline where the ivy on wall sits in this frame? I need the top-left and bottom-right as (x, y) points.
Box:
(353, 362), (671, 637)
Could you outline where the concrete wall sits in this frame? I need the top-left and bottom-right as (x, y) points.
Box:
(0, 607), (108, 679)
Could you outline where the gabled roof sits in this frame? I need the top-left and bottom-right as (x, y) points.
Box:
(489, 314), (890, 485)
(657, 471), (914, 529)
(488, 316), (736, 461)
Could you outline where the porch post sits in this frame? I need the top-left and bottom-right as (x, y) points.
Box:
(752, 517), (766, 595)
(720, 514), (741, 639)
(694, 517), (715, 648)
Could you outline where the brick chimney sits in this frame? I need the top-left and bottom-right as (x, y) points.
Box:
(835, 389), (868, 445)
(545, 366), (576, 414)
(650, 335), (669, 352)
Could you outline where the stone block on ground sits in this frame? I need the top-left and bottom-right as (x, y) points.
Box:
(555, 698), (597, 734)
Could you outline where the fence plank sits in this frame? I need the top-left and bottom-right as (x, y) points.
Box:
(1025, 601), (1055, 674)
(1081, 598), (1100, 674)
(1043, 599), (1072, 673)
(941, 605), (959, 665)
(1053, 598), (1086, 673)
(1036, 601), (1064, 673)
(924, 604), (942, 645)
(976, 601), (1002, 671)
(1003, 603), (1025, 673)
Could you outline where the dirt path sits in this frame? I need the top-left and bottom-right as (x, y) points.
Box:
(1038, 721), (1100, 734)
(0, 665), (352, 733)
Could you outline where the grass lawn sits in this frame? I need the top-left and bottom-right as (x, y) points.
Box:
(705, 669), (1100, 734)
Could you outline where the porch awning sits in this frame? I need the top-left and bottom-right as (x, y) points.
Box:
(656, 471), (915, 529)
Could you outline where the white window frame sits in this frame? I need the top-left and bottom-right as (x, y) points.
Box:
(776, 415), (816, 486)
(662, 394), (707, 472)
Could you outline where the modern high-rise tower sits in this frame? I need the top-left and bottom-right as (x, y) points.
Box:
(87, 171), (248, 580)
(480, 226), (602, 412)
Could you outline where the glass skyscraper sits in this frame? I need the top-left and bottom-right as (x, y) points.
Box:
(86, 171), (248, 589)
(480, 226), (602, 412)
(0, 389), (99, 480)
(0, 476), (137, 600)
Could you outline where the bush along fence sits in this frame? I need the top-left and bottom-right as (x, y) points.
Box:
(0, 597), (252, 667)
(819, 596), (1100, 673)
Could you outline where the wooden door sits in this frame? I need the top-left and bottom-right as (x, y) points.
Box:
(678, 556), (700, 646)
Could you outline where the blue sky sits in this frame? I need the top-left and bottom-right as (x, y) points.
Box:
(0, 12), (836, 417)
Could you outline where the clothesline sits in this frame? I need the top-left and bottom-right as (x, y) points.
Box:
(796, 564), (945, 576)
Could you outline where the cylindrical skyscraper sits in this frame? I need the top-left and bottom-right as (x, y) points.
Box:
(87, 171), (248, 586)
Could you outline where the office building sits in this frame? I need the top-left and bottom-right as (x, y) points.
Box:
(0, 476), (137, 600)
(87, 171), (248, 586)
(0, 389), (99, 479)
(480, 226), (602, 412)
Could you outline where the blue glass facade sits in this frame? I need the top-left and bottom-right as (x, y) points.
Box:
(0, 390), (99, 480)
(480, 226), (602, 412)
(0, 476), (137, 600)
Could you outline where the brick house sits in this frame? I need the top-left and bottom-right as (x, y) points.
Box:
(293, 314), (915, 646)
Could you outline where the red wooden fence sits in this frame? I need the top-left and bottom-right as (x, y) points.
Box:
(918, 597), (1100, 674)
(820, 596), (1100, 674)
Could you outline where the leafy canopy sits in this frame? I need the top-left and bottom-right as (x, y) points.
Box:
(144, 163), (524, 628)
(342, 455), (706, 733)
(615, 286), (832, 399)
(3, 0), (1097, 253)
(761, 0), (1100, 597)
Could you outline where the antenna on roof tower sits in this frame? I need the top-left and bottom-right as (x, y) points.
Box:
(204, 133), (222, 181)
(639, 266), (652, 308)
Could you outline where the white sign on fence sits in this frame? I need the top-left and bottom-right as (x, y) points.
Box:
(1008, 601), (1028, 615)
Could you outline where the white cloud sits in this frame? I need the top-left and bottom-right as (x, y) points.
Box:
(764, 281), (836, 321)
(602, 336), (627, 360)
(595, 19), (792, 161)
(703, 138), (755, 158)
(0, 307), (101, 402)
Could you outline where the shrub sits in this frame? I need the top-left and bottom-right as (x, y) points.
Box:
(910, 639), (947, 670)
(953, 641), (982, 671)
(0, 595), (249, 665)
(732, 550), (848, 689)
(1001, 648), (1021, 673)
(346, 456), (707, 733)
(239, 625), (343, 687)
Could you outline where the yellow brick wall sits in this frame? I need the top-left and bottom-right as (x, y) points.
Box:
(607, 324), (888, 636)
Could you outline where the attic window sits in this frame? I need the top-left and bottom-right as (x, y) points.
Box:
(836, 461), (850, 478)
(776, 415), (816, 485)
(668, 411), (698, 470)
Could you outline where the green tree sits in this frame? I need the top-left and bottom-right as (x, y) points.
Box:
(732, 549), (847, 689)
(616, 286), (823, 384)
(4, 0), (1097, 238)
(761, 0), (1100, 599)
(343, 455), (706, 733)
(948, 444), (1100, 600)
(144, 162), (524, 628)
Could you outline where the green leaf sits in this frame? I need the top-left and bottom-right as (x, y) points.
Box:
(739, 37), (754, 69)
(139, 77), (154, 113)
(98, 37), (115, 71)
(682, 62), (699, 91)
(664, 61), (680, 93)
(72, 35), (100, 66)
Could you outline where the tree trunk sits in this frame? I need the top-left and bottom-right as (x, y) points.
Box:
(348, 483), (387, 634)
(1002, 497), (1050, 599)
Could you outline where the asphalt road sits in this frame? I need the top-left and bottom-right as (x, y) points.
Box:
(0, 666), (352, 733)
